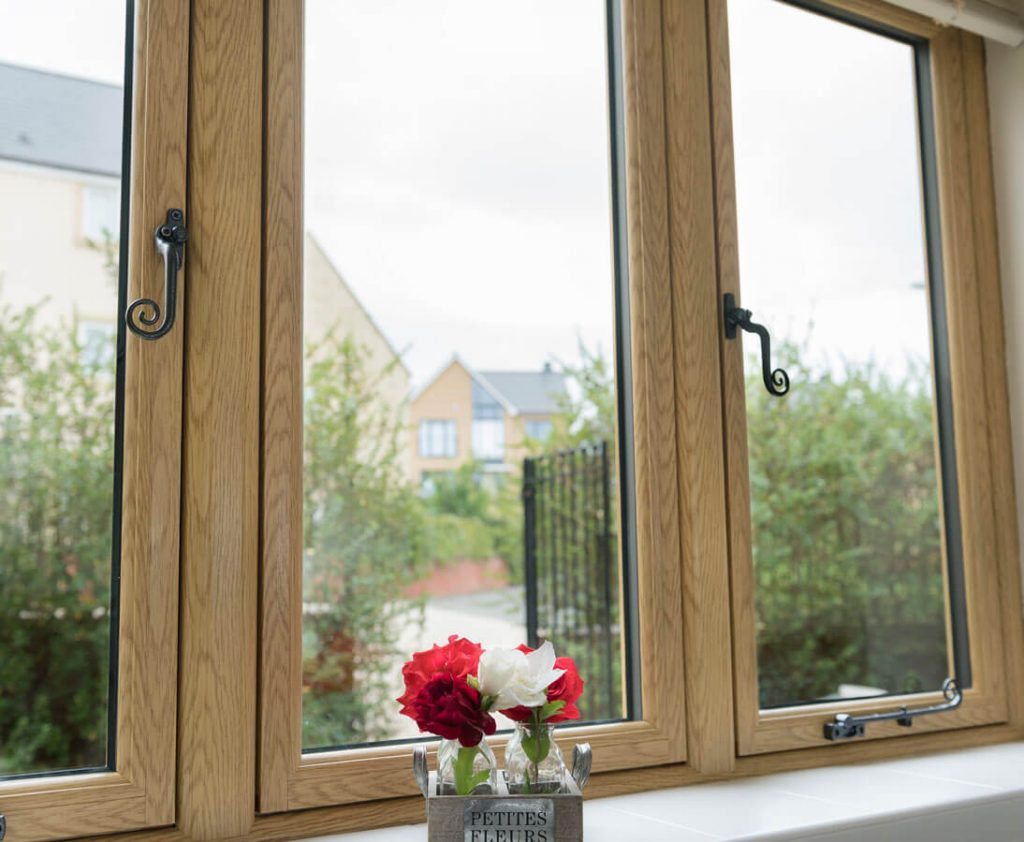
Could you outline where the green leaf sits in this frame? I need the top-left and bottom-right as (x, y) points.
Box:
(521, 729), (550, 765)
(538, 700), (565, 721)
(468, 769), (491, 790)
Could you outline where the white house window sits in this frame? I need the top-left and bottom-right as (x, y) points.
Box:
(524, 419), (553, 442)
(80, 184), (120, 242)
(471, 418), (505, 462)
(471, 381), (505, 461)
(418, 419), (456, 458)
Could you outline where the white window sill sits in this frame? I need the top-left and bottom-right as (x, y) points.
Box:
(311, 741), (1024, 841)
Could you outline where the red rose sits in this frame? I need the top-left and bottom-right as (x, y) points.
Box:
(499, 645), (584, 724)
(545, 656), (584, 722)
(397, 635), (483, 718)
(412, 673), (496, 747)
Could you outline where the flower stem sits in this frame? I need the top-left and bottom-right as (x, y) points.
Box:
(453, 745), (489, 796)
(519, 715), (550, 794)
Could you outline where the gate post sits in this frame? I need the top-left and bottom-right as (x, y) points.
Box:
(523, 456), (539, 649)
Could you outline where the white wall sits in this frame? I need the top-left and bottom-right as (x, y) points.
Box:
(986, 42), (1024, 612)
(0, 161), (118, 329)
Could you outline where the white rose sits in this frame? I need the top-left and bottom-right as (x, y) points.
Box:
(492, 641), (565, 710)
(477, 647), (525, 700)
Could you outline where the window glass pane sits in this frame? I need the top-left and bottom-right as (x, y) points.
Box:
(525, 420), (554, 443)
(472, 419), (505, 462)
(728, 0), (958, 708)
(81, 185), (121, 243)
(302, 0), (634, 750)
(0, 0), (128, 776)
(419, 420), (457, 458)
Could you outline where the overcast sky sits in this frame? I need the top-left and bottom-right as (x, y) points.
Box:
(304, 0), (616, 387)
(729, 0), (933, 383)
(0, 0), (935, 389)
(0, 2), (125, 84)
(311, 0), (934, 388)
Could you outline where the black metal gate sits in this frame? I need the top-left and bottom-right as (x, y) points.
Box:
(522, 441), (619, 722)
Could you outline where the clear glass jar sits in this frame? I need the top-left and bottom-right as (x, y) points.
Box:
(436, 738), (498, 796)
(504, 722), (566, 794)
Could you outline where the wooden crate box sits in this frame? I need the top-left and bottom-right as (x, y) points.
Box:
(412, 744), (591, 842)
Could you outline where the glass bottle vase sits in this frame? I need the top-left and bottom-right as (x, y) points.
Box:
(436, 738), (498, 796)
(504, 722), (566, 794)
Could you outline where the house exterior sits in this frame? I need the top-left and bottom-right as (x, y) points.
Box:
(303, 233), (411, 436)
(408, 355), (566, 487)
(0, 63), (123, 339)
(0, 63), (410, 446)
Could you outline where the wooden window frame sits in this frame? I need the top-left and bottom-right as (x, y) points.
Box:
(257, 0), (689, 815)
(255, 0), (1024, 826)
(0, 1), (188, 838)
(700, 0), (1024, 758)
(92, 1), (1018, 839)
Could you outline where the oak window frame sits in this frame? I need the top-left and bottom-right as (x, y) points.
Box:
(701, 0), (1024, 760)
(0, 2), (188, 838)
(256, 0), (689, 815)
(13, 0), (1009, 839)
(247, 0), (1024, 832)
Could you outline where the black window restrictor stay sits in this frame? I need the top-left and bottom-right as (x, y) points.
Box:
(824, 677), (963, 740)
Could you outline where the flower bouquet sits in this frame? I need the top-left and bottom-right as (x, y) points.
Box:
(397, 635), (585, 796)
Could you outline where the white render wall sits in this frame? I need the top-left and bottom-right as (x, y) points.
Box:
(0, 161), (118, 330)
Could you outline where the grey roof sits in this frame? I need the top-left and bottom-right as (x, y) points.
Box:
(477, 369), (567, 415)
(0, 63), (123, 177)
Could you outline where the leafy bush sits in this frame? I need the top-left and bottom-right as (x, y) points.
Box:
(418, 512), (496, 566)
(301, 334), (428, 746)
(425, 462), (491, 520)
(0, 304), (115, 775)
(422, 461), (523, 580)
(533, 340), (948, 713)
(749, 344), (947, 707)
(542, 341), (616, 452)
(0, 310), (951, 765)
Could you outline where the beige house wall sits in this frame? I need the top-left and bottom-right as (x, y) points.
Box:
(0, 163), (119, 330)
(2, 177), (413, 472)
(408, 359), (474, 483)
(505, 414), (527, 473)
(303, 234), (411, 470)
(408, 361), (561, 486)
